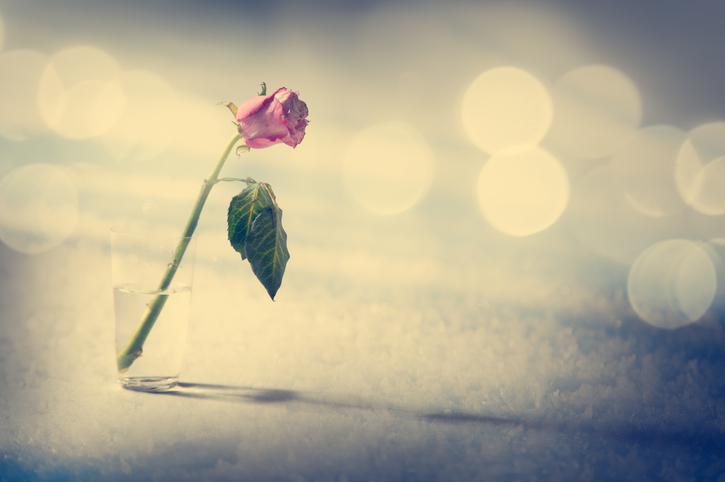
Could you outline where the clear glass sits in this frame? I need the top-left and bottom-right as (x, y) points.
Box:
(110, 228), (197, 391)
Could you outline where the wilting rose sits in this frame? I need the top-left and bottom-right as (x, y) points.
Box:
(235, 87), (309, 149)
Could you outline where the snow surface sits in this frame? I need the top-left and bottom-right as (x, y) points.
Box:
(2, 199), (725, 480)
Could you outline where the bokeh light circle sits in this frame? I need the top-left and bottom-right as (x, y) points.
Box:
(171, 91), (245, 159)
(0, 164), (79, 254)
(675, 122), (725, 215)
(101, 70), (177, 162)
(628, 239), (716, 329)
(37, 46), (125, 139)
(611, 125), (686, 217)
(342, 122), (434, 215)
(476, 147), (569, 236)
(0, 50), (49, 141)
(546, 65), (641, 159)
(461, 67), (553, 155)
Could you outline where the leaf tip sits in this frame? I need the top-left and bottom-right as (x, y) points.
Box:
(217, 101), (238, 117)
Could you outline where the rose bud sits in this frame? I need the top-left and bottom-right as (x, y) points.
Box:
(235, 87), (309, 149)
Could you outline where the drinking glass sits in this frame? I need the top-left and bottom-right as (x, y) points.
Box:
(110, 228), (197, 391)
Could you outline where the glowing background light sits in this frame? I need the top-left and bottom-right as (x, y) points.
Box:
(100, 70), (177, 162)
(342, 122), (434, 215)
(675, 122), (725, 215)
(675, 140), (702, 206)
(461, 67), (553, 155)
(611, 125), (687, 217)
(476, 147), (568, 236)
(170, 91), (239, 159)
(627, 239), (716, 330)
(545, 65), (641, 159)
(0, 163), (79, 254)
(0, 50), (49, 141)
(693, 157), (725, 215)
(37, 46), (125, 139)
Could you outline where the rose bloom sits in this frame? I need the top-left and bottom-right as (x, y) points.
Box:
(236, 87), (309, 149)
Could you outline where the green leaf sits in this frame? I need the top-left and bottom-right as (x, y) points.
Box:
(227, 182), (275, 260)
(217, 101), (237, 117)
(244, 205), (290, 300)
(227, 182), (290, 300)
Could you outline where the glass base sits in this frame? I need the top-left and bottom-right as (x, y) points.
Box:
(119, 376), (179, 391)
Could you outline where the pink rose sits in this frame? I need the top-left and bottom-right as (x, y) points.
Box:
(235, 87), (309, 149)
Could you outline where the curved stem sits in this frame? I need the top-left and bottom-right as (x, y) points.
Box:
(117, 134), (242, 372)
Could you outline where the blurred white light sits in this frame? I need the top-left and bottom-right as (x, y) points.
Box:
(675, 122), (725, 215)
(0, 164), (79, 254)
(171, 91), (237, 160)
(342, 121), (434, 215)
(695, 157), (725, 215)
(675, 140), (704, 207)
(476, 147), (569, 236)
(545, 65), (641, 159)
(101, 70), (177, 162)
(611, 125), (687, 217)
(461, 67), (553, 155)
(58, 80), (126, 140)
(628, 239), (716, 329)
(567, 164), (684, 265)
(0, 50), (49, 141)
(37, 46), (126, 139)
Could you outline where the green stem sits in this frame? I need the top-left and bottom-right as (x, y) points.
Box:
(117, 133), (242, 372)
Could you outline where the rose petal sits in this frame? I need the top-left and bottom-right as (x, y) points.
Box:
(235, 87), (308, 149)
